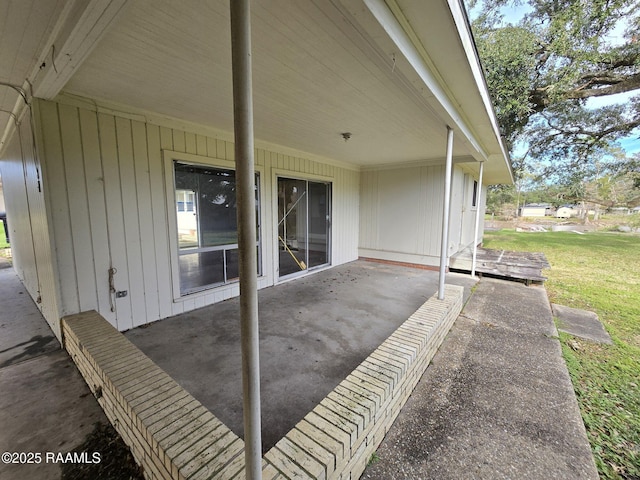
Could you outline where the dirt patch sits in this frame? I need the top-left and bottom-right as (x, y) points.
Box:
(61, 422), (144, 480)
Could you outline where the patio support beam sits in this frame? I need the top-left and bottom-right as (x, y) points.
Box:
(29, 0), (129, 100)
(471, 161), (485, 277)
(439, 126), (454, 300)
(229, 1), (262, 479)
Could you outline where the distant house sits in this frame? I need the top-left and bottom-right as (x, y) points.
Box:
(609, 207), (631, 215)
(556, 205), (577, 218)
(520, 203), (551, 217)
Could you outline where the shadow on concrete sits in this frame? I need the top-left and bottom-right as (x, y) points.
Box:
(0, 334), (57, 368)
(0, 267), (139, 480)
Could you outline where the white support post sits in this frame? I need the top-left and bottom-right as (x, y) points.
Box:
(438, 126), (454, 300)
(471, 161), (485, 277)
(229, 1), (262, 478)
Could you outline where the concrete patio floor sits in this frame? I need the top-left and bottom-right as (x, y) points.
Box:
(125, 260), (477, 452)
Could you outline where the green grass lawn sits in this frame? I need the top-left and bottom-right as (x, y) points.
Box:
(0, 222), (9, 249)
(483, 230), (640, 479)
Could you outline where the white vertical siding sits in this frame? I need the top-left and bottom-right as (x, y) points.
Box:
(459, 174), (476, 248)
(59, 104), (98, 313)
(358, 170), (380, 251)
(0, 134), (39, 293)
(378, 168), (422, 253)
(131, 121), (161, 324)
(477, 185), (487, 244)
(34, 98), (360, 330)
(146, 126), (172, 319)
(331, 167), (360, 265)
(78, 108), (113, 324)
(421, 165), (445, 256)
(359, 164), (476, 267)
(98, 113), (132, 329)
(449, 168), (465, 254)
(40, 101), (80, 316)
(0, 106), (61, 339)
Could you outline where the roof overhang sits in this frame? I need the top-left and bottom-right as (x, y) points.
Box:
(0, 0), (512, 184)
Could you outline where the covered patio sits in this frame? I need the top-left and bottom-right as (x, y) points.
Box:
(125, 260), (477, 453)
(1, 0), (512, 478)
(62, 262), (469, 478)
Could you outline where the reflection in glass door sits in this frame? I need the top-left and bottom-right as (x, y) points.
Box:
(174, 162), (260, 295)
(277, 177), (330, 278)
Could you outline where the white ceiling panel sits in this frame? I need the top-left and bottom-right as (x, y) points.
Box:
(0, 0), (66, 126)
(63, 0), (471, 166)
(2, 0), (511, 181)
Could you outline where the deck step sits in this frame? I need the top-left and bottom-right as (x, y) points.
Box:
(450, 247), (549, 284)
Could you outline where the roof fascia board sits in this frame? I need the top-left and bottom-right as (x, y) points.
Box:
(446, 0), (513, 182)
(28, 0), (128, 100)
(363, 0), (488, 161)
(3, 0), (128, 155)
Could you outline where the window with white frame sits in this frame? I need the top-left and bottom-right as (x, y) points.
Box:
(173, 161), (260, 295)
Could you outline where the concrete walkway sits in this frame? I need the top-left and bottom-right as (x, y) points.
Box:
(0, 257), (598, 479)
(362, 278), (599, 479)
(0, 263), (108, 480)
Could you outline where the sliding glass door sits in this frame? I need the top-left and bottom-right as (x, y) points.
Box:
(277, 177), (330, 279)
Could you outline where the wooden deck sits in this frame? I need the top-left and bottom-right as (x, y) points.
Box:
(450, 247), (550, 284)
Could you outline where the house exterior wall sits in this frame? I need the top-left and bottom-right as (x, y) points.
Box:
(34, 98), (359, 332)
(0, 182), (5, 213)
(449, 168), (465, 254)
(556, 206), (576, 218)
(460, 175), (485, 248)
(0, 108), (61, 339)
(520, 207), (546, 217)
(2, 95), (486, 336)
(358, 164), (484, 267)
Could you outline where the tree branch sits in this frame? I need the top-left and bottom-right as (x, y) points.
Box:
(565, 72), (640, 99)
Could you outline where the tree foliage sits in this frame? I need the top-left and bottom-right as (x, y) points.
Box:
(469, 0), (640, 184)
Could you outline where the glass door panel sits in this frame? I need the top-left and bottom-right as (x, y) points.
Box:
(278, 178), (308, 277)
(308, 181), (330, 268)
(277, 177), (331, 279)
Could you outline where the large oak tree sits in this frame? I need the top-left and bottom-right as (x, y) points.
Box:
(474, 10), (640, 476)
(469, 0), (640, 180)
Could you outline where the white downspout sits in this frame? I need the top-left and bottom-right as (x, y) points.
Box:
(471, 161), (485, 277)
(439, 127), (454, 300)
(229, 1), (262, 478)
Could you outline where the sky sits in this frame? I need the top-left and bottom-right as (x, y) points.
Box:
(469, 1), (640, 157)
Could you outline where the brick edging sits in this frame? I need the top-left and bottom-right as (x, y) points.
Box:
(62, 312), (244, 480)
(62, 284), (463, 479)
(262, 284), (463, 479)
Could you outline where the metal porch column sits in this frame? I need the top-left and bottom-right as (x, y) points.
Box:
(438, 126), (454, 300)
(229, 1), (262, 478)
(471, 161), (485, 277)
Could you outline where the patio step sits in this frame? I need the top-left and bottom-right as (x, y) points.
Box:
(61, 284), (463, 479)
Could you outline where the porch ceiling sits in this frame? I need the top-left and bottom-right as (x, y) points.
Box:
(1, 0), (512, 183)
(0, 0), (66, 136)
